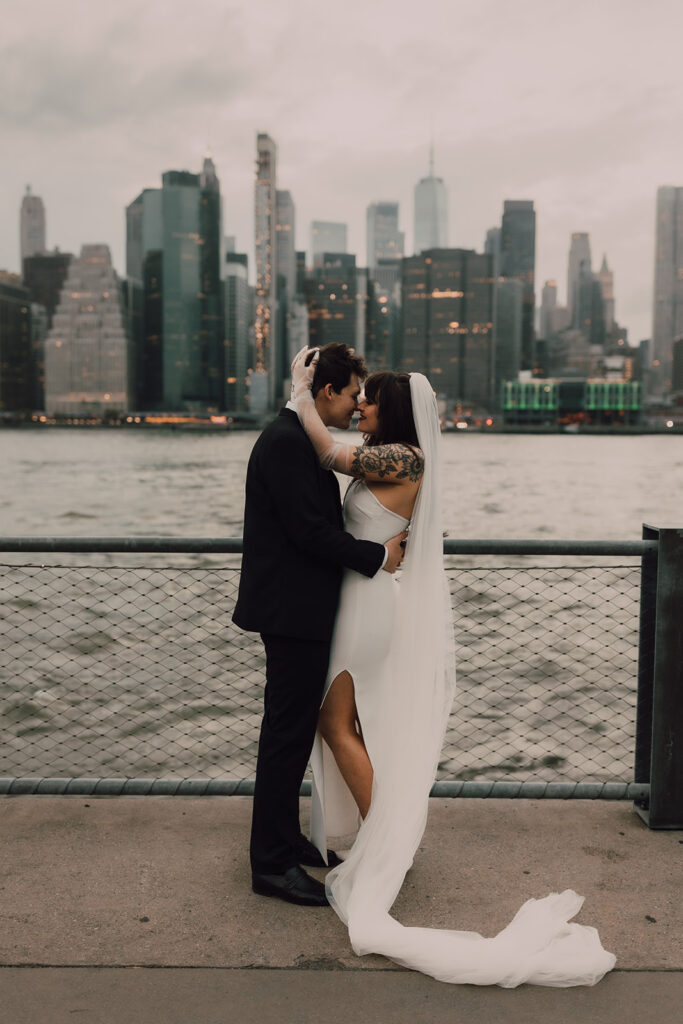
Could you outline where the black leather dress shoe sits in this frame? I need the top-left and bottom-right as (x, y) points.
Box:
(295, 834), (343, 868)
(297, 846), (343, 869)
(252, 865), (329, 906)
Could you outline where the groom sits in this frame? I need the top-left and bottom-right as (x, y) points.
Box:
(233, 343), (406, 907)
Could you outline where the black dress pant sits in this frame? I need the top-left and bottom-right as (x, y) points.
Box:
(250, 633), (332, 874)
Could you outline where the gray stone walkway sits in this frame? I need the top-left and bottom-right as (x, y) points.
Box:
(0, 796), (680, 1021)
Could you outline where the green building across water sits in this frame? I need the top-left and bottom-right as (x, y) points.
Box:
(502, 378), (642, 427)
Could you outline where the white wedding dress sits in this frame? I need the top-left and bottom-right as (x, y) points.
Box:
(307, 374), (616, 988)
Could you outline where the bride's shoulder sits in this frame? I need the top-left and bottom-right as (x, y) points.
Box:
(351, 442), (424, 483)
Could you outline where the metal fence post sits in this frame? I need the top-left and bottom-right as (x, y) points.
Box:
(636, 527), (683, 829)
(633, 526), (658, 805)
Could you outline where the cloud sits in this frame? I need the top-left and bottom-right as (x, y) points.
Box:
(4, 0), (683, 343)
(0, 6), (249, 132)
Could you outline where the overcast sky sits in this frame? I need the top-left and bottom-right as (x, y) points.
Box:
(3, 0), (683, 342)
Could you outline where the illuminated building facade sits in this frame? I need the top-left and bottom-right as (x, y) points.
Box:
(502, 377), (641, 427)
(224, 253), (250, 413)
(0, 273), (33, 412)
(306, 253), (359, 349)
(275, 189), (297, 387)
(400, 248), (494, 410)
(276, 190), (297, 298)
(500, 200), (535, 370)
(366, 259), (401, 371)
(366, 202), (404, 270)
(652, 186), (683, 396)
(254, 133), (278, 409)
(20, 186), (46, 263)
(44, 245), (129, 416)
(414, 147), (448, 254)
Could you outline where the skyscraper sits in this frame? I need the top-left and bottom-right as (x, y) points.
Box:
(224, 252), (250, 413)
(540, 280), (558, 340)
(366, 202), (404, 270)
(125, 162), (223, 410)
(500, 200), (536, 369)
(276, 190), (297, 298)
(494, 278), (524, 401)
(311, 221), (347, 268)
(306, 253), (360, 349)
(20, 186), (46, 263)
(254, 133), (278, 409)
(21, 250), (73, 410)
(44, 245), (129, 416)
(484, 227), (502, 278)
(413, 147), (448, 254)
(366, 273), (400, 371)
(575, 258), (606, 348)
(199, 155), (224, 406)
(401, 248), (494, 410)
(567, 233), (592, 323)
(652, 186), (683, 395)
(0, 272), (33, 412)
(596, 255), (615, 333)
(125, 188), (163, 283)
(275, 190), (297, 387)
(22, 251), (73, 329)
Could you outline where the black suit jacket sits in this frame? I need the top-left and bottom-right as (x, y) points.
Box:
(232, 408), (386, 641)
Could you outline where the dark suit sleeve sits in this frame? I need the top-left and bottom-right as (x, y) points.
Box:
(263, 428), (386, 578)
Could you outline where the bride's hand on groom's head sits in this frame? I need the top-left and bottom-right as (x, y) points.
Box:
(291, 347), (319, 403)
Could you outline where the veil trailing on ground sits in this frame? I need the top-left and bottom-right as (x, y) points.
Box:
(325, 373), (616, 987)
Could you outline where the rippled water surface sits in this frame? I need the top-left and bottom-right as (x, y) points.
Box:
(2, 427), (682, 538)
(1, 427), (680, 783)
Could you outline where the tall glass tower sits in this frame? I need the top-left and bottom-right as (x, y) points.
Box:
(366, 202), (404, 270)
(20, 186), (46, 264)
(125, 161), (223, 410)
(413, 146), (448, 254)
(652, 186), (683, 396)
(500, 200), (536, 370)
(254, 133), (278, 409)
(567, 233), (592, 324)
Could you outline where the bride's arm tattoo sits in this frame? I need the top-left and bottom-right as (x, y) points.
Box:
(349, 443), (424, 482)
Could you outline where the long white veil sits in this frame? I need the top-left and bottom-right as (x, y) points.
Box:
(325, 373), (616, 987)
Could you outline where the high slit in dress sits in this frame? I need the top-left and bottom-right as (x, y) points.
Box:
(310, 478), (409, 859)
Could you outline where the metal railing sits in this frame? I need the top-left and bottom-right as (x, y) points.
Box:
(1, 529), (681, 828)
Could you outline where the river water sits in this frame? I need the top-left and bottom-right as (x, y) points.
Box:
(0, 428), (680, 786)
(2, 427), (682, 539)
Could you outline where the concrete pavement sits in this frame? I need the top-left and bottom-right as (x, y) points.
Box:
(0, 796), (680, 1021)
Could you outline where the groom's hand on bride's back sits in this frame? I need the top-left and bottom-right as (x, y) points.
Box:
(382, 530), (409, 574)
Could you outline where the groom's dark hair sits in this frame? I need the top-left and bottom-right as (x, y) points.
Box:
(311, 343), (367, 397)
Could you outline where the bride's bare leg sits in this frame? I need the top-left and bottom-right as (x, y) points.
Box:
(318, 671), (373, 818)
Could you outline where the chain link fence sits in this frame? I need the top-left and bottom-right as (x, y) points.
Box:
(0, 558), (642, 786)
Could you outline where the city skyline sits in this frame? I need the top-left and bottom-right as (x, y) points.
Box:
(3, 0), (683, 344)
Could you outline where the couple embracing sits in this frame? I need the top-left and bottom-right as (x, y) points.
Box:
(233, 343), (615, 987)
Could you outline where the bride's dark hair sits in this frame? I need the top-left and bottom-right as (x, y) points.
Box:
(363, 371), (420, 448)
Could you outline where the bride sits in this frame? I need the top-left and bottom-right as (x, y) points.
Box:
(290, 348), (616, 987)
